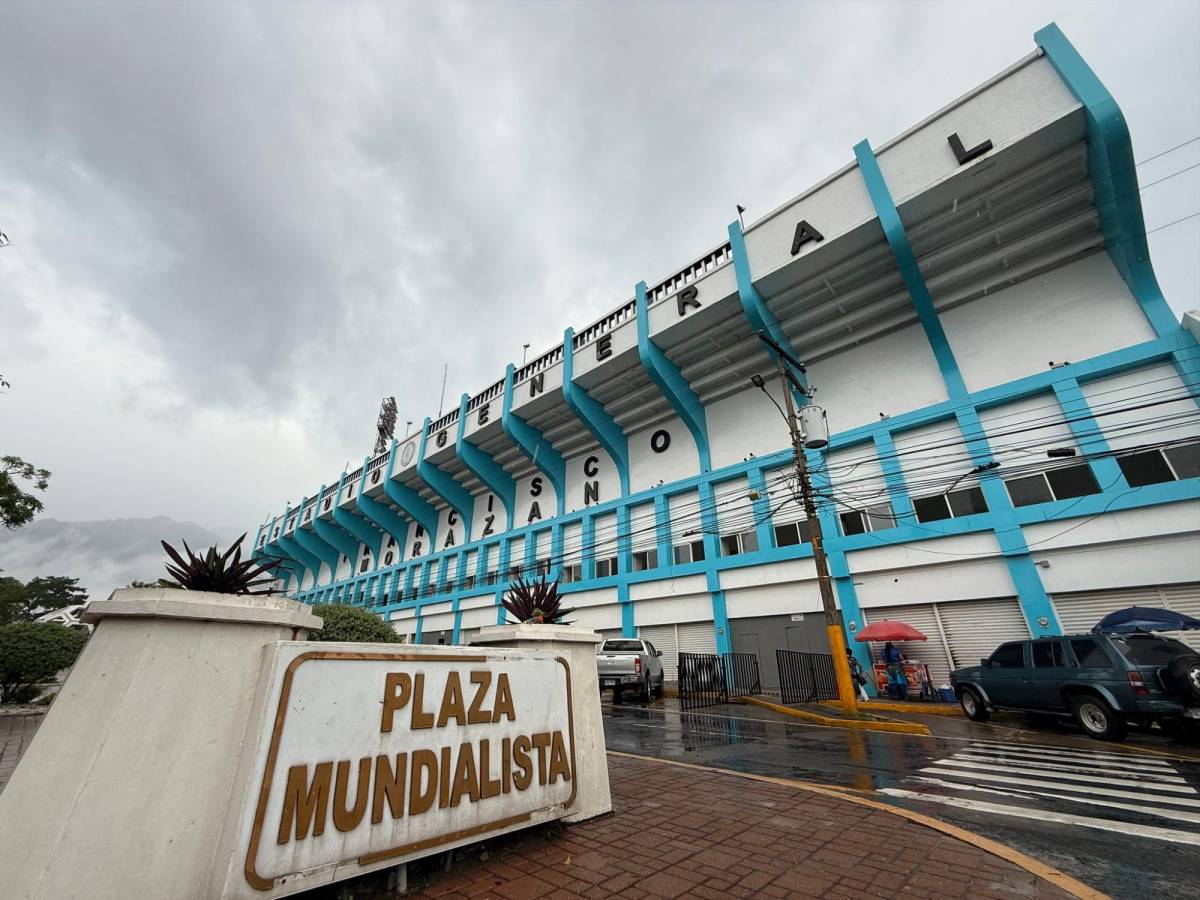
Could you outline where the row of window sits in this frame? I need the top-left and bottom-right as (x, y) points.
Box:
(302, 447), (1200, 594)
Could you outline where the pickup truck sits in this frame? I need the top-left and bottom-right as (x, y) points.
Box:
(596, 639), (665, 702)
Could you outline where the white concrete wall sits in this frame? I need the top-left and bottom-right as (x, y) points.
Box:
(564, 447), (619, 513)
(805, 321), (949, 432)
(876, 56), (1078, 207)
(706, 381), (793, 471)
(1080, 362), (1198, 451)
(941, 253), (1155, 394)
(628, 415), (699, 494)
(513, 473), (557, 527)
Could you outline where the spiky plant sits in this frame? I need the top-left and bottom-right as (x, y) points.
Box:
(502, 574), (573, 625)
(158, 533), (281, 595)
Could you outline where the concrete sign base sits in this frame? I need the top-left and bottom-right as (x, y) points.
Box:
(0, 591), (612, 899)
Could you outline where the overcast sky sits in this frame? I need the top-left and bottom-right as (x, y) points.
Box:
(2, 0), (1198, 539)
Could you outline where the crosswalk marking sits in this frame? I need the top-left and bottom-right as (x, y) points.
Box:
(890, 741), (1200, 845)
(950, 750), (1188, 783)
(961, 738), (1175, 767)
(932, 758), (1197, 794)
(953, 746), (1176, 773)
(920, 766), (1200, 808)
(879, 788), (1200, 847)
(910, 775), (1200, 826)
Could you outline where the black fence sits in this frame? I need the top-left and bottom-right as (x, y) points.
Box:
(678, 652), (762, 710)
(776, 649), (838, 705)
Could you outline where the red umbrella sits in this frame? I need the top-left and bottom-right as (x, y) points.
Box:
(854, 620), (928, 642)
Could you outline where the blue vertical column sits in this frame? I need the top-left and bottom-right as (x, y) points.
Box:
(856, 136), (1057, 638)
(1052, 379), (1127, 489)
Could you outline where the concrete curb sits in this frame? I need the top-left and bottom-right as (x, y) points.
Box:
(739, 695), (933, 736)
(606, 750), (1109, 900)
(819, 698), (963, 716)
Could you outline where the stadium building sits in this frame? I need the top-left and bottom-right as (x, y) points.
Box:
(253, 24), (1200, 690)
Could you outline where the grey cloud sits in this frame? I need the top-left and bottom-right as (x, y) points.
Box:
(0, 0), (1196, 532)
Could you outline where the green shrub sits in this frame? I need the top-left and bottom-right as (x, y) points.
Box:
(307, 604), (399, 644)
(0, 622), (88, 704)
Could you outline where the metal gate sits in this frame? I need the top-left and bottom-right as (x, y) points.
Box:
(776, 649), (838, 704)
(678, 652), (762, 710)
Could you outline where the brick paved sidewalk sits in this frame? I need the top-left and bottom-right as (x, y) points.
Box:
(2, 711), (1077, 899)
(402, 753), (1075, 900)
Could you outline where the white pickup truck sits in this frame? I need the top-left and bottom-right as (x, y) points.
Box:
(596, 638), (665, 701)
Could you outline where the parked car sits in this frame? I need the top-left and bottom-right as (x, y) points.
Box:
(596, 639), (665, 702)
(951, 633), (1200, 741)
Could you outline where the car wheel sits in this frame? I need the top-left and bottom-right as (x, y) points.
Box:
(1167, 654), (1200, 705)
(959, 687), (990, 722)
(1071, 694), (1127, 742)
(641, 677), (652, 703)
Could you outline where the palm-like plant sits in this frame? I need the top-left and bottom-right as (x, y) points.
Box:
(159, 533), (281, 595)
(502, 574), (573, 625)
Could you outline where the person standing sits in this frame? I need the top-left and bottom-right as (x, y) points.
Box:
(845, 647), (870, 701)
(883, 641), (908, 700)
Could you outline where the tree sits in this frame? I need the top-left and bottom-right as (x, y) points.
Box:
(0, 575), (24, 626)
(307, 604), (399, 643)
(0, 576), (87, 625)
(1, 455), (51, 530)
(0, 622), (89, 704)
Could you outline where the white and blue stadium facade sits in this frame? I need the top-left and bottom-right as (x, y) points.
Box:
(253, 24), (1200, 690)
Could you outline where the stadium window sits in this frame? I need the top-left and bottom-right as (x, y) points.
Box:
(947, 486), (987, 517)
(1117, 449), (1176, 487)
(1165, 444), (1200, 479)
(595, 556), (618, 578)
(720, 530), (759, 557)
(672, 540), (706, 564)
(914, 487), (988, 523)
(1045, 464), (1101, 499)
(1005, 474), (1054, 507)
(774, 519), (813, 546)
(1008, 464), (1102, 507)
(838, 504), (894, 536)
(632, 549), (658, 571)
(561, 564), (582, 584)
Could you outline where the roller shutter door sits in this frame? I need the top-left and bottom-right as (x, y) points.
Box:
(676, 621), (718, 656)
(638, 625), (678, 681)
(1161, 584), (1200, 652)
(1055, 584), (1200, 653)
(863, 605), (953, 687)
(938, 598), (1030, 672)
(1052, 588), (1160, 636)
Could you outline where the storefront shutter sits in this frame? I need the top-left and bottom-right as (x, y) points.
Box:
(862, 604), (953, 687)
(1160, 583), (1200, 652)
(1051, 587), (1160, 636)
(638, 624), (679, 681)
(937, 598), (1030, 671)
(676, 621), (718, 657)
(1056, 584), (1200, 653)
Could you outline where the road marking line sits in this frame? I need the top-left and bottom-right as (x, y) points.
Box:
(954, 749), (1184, 777)
(964, 739), (1176, 766)
(910, 775), (1200, 826)
(935, 758), (1196, 794)
(880, 788), (1200, 847)
(920, 767), (1200, 808)
(953, 751), (1188, 782)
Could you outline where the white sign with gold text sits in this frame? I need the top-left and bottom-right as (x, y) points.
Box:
(231, 642), (576, 897)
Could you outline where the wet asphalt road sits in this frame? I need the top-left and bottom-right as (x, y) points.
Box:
(602, 700), (1200, 899)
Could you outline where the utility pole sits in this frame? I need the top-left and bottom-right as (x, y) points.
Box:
(761, 334), (859, 715)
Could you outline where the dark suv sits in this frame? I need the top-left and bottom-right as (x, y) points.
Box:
(951, 633), (1200, 741)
